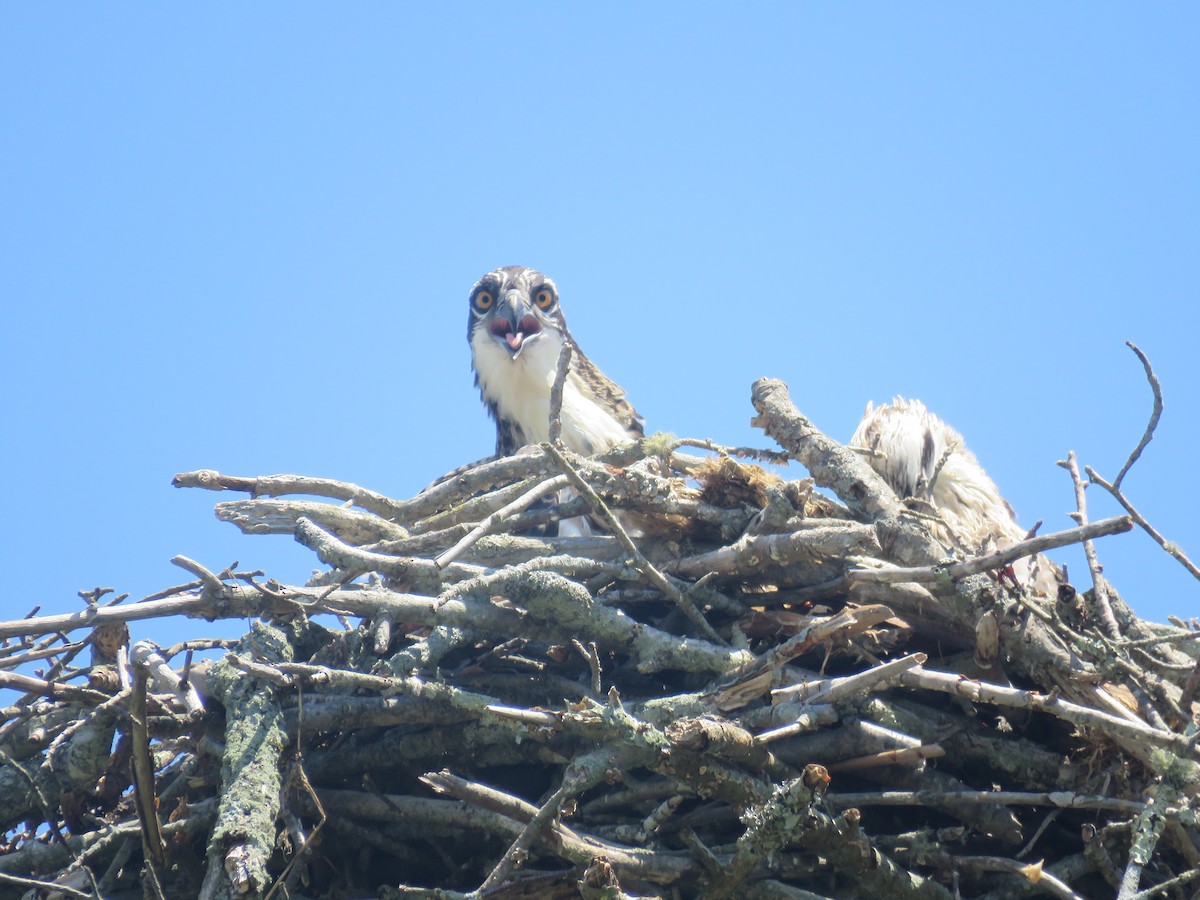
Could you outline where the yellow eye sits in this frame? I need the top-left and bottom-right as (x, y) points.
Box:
(534, 288), (555, 310)
(474, 290), (494, 312)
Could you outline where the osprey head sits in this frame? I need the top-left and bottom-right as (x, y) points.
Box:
(467, 265), (563, 359)
(467, 264), (645, 459)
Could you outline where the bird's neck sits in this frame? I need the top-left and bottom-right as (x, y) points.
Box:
(472, 330), (630, 455)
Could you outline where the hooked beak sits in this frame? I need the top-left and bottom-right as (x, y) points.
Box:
(489, 291), (543, 358)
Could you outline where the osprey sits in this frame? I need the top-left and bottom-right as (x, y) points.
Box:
(468, 265), (644, 456)
(851, 397), (1057, 596)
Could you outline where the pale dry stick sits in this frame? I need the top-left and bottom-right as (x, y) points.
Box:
(1088, 682), (1159, 730)
(434, 474), (570, 569)
(759, 654), (927, 743)
(1034, 867), (1090, 900)
(669, 436), (793, 467)
(543, 442), (724, 645)
(485, 704), (561, 727)
(1119, 678), (1173, 732)
(936, 855), (1085, 900)
(1089, 466), (1200, 581)
(773, 653), (928, 705)
(214, 496), (410, 543)
(413, 771), (703, 885)
(479, 781), (572, 891)
(376, 516), (619, 567)
(1085, 342), (1199, 581)
(1129, 866), (1200, 900)
(129, 665), (166, 896)
(295, 516), (483, 584)
(899, 665), (1198, 761)
(176, 453), (566, 532)
(372, 614), (393, 655)
(670, 520), (878, 580)
(826, 744), (945, 773)
(823, 789), (1161, 815)
(572, 639), (603, 696)
(115, 649), (143, 696)
(1114, 342), (1163, 491)
(0, 671), (111, 704)
(678, 828), (723, 879)
(1121, 629), (1200, 650)
(172, 469), (406, 520)
(547, 337), (573, 446)
(0, 571), (307, 642)
(137, 578), (207, 604)
(225, 653), (296, 688)
(750, 377), (905, 522)
(1016, 808), (1061, 860)
(740, 701), (838, 738)
(0, 872), (92, 899)
(0, 632), (37, 660)
(411, 450), (569, 526)
(847, 516), (1132, 585)
(1057, 452), (1121, 638)
(170, 554), (228, 596)
(619, 795), (684, 845)
(0, 640), (86, 671)
(130, 640), (204, 713)
(712, 606), (890, 713)
(17, 621), (100, 709)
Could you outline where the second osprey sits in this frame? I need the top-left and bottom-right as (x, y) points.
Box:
(468, 265), (644, 456)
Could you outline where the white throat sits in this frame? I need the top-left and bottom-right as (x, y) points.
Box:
(472, 328), (632, 455)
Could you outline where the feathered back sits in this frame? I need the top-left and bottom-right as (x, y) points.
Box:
(851, 397), (1057, 595)
(567, 342), (645, 442)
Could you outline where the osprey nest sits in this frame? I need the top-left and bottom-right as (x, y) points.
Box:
(2, 376), (1198, 900)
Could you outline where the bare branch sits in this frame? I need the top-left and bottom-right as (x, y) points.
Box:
(847, 516), (1131, 584)
(1088, 465), (1200, 581)
(1114, 341), (1164, 491)
(547, 337), (573, 446)
(1057, 452), (1122, 638)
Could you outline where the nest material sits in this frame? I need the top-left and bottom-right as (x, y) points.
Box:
(0, 378), (1197, 900)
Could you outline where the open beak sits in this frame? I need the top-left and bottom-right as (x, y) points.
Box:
(489, 291), (542, 358)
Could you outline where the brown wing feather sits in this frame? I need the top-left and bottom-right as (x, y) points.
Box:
(569, 345), (644, 440)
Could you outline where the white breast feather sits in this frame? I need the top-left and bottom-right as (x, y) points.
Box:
(471, 328), (632, 455)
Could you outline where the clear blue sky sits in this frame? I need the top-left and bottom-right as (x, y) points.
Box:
(2, 6), (1196, 658)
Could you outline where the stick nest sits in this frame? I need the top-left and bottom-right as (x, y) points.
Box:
(1, 378), (1197, 900)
